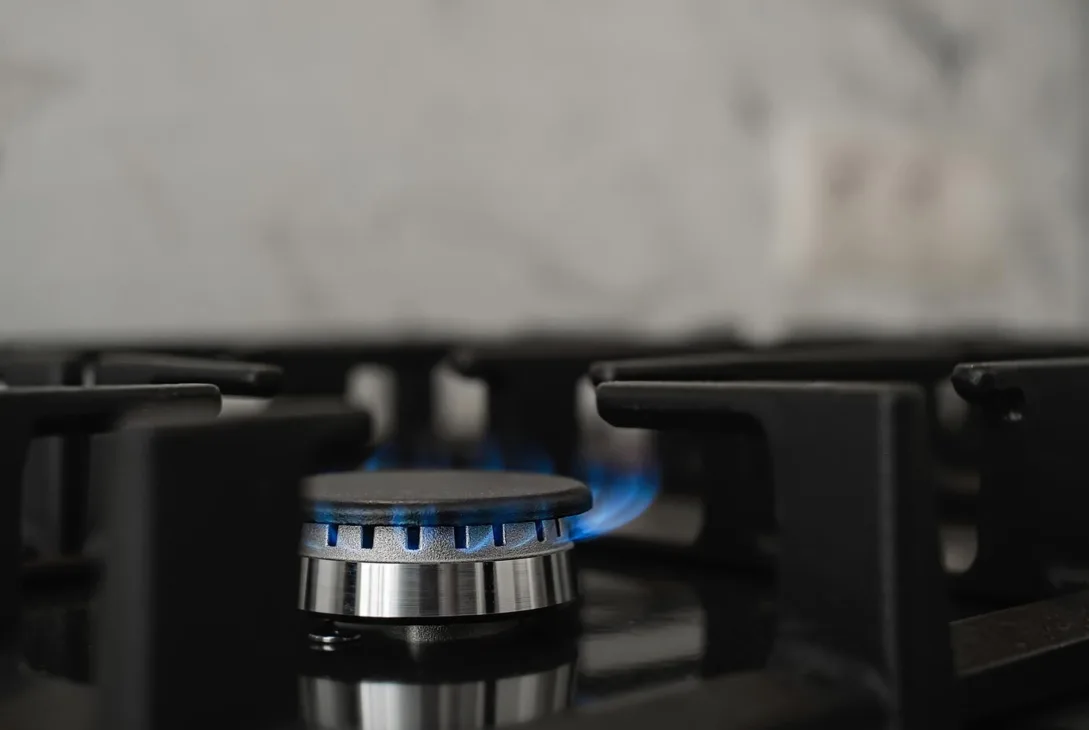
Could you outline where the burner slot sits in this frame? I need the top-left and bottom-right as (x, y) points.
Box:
(300, 520), (569, 562)
(302, 524), (375, 552)
(465, 525), (493, 552)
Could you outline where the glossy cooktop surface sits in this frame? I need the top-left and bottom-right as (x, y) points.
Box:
(19, 548), (775, 729)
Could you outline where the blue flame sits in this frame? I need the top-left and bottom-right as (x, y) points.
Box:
(362, 443), (397, 471)
(474, 440), (506, 471)
(386, 502), (443, 529)
(311, 501), (337, 524)
(470, 435), (661, 542)
(362, 434), (659, 543)
(389, 504), (409, 525)
(503, 522), (542, 549)
(464, 525), (494, 553)
(568, 460), (660, 542)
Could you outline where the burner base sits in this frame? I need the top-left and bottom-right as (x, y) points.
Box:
(299, 548), (577, 621)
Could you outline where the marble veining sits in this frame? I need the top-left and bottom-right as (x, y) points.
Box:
(0, 0), (1084, 339)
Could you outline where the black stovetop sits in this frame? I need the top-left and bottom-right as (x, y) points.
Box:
(5, 334), (1089, 730)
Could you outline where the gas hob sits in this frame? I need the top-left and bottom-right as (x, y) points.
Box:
(4, 335), (1089, 729)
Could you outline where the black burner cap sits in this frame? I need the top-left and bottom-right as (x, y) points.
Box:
(302, 470), (592, 526)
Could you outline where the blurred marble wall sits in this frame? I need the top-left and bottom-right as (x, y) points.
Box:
(0, 0), (1085, 341)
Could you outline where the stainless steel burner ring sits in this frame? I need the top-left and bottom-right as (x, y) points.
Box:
(298, 521), (577, 620)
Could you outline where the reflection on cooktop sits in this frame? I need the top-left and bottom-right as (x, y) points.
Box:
(296, 565), (712, 730)
(576, 568), (704, 700)
(17, 557), (773, 730)
(300, 663), (576, 730)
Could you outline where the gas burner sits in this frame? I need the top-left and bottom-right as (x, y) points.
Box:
(298, 471), (592, 622)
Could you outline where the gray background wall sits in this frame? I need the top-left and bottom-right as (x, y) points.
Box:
(1, 0), (1085, 341)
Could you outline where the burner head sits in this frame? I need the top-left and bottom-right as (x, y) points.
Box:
(302, 471), (591, 526)
(298, 471), (591, 621)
